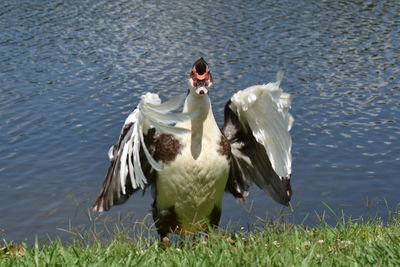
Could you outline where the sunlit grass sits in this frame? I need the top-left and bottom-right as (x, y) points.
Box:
(1, 208), (400, 266)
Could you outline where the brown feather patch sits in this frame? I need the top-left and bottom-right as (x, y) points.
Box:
(218, 135), (231, 158)
(154, 134), (183, 163)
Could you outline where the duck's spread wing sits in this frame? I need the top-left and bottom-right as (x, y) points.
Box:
(222, 73), (294, 205)
(92, 93), (192, 211)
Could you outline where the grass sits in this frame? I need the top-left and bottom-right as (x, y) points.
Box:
(1, 212), (400, 266)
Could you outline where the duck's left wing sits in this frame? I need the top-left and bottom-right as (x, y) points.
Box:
(222, 72), (294, 205)
(92, 93), (192, 211)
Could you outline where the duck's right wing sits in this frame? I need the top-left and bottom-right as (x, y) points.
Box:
(222, 73), (294, 205)
(92, 93), (193, 212)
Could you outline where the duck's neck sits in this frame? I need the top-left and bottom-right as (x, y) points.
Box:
(183, 91), (216, 159)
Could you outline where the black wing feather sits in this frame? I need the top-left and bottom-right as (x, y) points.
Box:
(222, 100), (292, 206)
(92, 125), (156, 212)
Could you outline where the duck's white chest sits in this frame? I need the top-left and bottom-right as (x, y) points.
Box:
(156, 132), (230, 229)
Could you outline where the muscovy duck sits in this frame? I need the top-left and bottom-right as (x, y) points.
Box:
(92, 58), (294, 243)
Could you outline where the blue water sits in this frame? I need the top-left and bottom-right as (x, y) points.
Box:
(1, 0), (399, 242)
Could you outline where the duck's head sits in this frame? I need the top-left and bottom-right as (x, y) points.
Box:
(188, 57), (213, 95)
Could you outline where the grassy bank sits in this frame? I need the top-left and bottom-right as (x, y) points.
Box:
(2, 219), (400, 266)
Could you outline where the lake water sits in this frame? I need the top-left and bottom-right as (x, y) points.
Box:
(1, 0), (399, 242)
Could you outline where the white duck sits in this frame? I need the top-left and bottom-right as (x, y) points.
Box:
(93, 58), (294, 243)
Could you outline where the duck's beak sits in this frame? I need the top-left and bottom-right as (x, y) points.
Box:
(195, 80), (208, 95)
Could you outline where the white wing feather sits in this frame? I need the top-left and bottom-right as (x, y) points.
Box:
(117, 92), (190, 192)
(230, 72), (294, 178)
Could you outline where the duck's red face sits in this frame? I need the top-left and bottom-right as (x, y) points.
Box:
(190, 58), (213, 95)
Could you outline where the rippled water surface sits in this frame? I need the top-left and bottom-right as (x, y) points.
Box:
(1, 0), (399, 242)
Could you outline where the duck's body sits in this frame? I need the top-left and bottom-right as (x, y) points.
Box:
(93, 58), (294, 242)
(154, 92), (230, 235)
